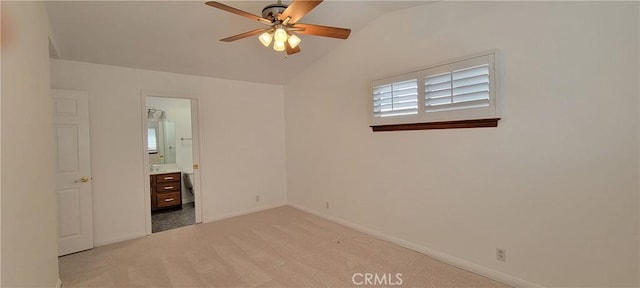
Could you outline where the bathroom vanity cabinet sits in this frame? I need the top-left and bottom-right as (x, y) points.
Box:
(150, 172), (182, 211)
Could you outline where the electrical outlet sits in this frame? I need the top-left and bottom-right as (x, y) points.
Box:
(256, 195), (260, 202)
(326, 201), (329, 209)
(496, 248), (506, 262)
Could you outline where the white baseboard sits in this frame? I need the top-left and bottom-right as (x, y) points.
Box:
(287, 203), (544, 288)
(56, 278), (62, 288)
(203, 203), (287, 223)
(94, 232), (147, 247)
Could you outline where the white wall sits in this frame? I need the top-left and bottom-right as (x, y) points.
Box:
(1, 2), (59, 287)
(284, 2), (639, 287)
(147, 96), (194, 203)
(51, 59), (287, 246)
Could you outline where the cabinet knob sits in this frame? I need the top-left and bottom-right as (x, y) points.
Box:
(164, 198), (174, 202)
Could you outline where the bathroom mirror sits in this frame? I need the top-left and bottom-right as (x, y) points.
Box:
(148, 120), (176, 164)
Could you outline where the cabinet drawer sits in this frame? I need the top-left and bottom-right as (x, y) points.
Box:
(157, 192), (181, 208)
(156, 173), (181, 183)
(157, 182), (180, 192)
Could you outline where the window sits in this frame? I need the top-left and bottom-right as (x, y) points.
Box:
(370, 51), (501, 131)
(147, 127), (158, 153)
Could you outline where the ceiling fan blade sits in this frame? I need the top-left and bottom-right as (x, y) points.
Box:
(205, 1), (271, 25)
(220, 28), (269, 42)
(285, 42), (301, 55)
(279, 0), (322, 24)
(292, 23), (351, 39)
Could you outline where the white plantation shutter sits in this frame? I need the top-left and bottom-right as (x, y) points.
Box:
(372, 79), (418, 118)
(425, 64), (490, 113)
(370, 51), (500, 126)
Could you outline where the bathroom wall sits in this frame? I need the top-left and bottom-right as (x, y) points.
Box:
(147, 96), (194, 203)
(51, 59), (287, 246)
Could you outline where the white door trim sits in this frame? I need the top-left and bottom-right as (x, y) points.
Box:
(190, 99), (204, 225)
(140, 90), (203, 235)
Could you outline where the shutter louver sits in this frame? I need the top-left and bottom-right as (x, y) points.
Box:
(425, 64), (490, 113)
(372, 79), (418, 118)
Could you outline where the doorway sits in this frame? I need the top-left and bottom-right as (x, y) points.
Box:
(142, 92), (202, 234)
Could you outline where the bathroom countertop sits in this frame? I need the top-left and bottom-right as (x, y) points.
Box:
(150, 169), (182, 175)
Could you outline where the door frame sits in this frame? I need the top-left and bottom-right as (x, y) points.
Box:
(140, 90), (203, 235)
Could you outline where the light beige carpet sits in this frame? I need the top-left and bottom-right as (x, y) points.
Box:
(59, 206), (510, 287)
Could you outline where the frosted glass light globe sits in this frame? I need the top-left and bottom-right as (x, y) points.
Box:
(274, 28), (288, 43)
(287, 34), (301, 48)
(258, 32), (273, 47)
(273, 40), (285, 51)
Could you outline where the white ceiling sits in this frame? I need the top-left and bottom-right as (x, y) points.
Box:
(45, 1), (428, 85)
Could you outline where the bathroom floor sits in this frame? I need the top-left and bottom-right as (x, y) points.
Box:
(152, 202), (195, 233)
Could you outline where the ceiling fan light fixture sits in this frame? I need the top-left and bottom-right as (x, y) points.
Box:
(258, 31), (273, 47)
(273, 40), (286, 51)
(206, 0), (352, 55)
(274, 27), (288, 43)
(287, 34), (301, 49)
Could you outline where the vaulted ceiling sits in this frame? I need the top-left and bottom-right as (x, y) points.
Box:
(45, 1), (428, 85)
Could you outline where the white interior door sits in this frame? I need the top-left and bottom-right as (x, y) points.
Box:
(53, 89), (93, 256)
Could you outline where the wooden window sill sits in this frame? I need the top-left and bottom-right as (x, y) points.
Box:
(371, 118), (500, 132)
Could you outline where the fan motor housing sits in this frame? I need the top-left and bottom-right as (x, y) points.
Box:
(262, 4), (287, 21)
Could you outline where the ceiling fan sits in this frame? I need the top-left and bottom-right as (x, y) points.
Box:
(205, 0), (351, 55)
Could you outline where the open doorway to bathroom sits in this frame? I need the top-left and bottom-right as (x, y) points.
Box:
(143, 94), (202, 234)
